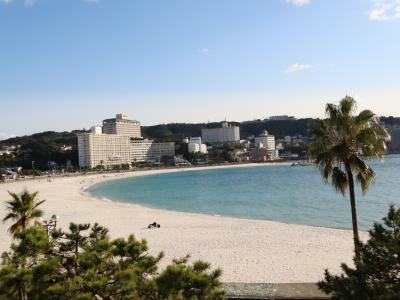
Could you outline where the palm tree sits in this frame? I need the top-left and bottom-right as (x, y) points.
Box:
(3, 190), (45, 238)
(309, 96), (390, 261)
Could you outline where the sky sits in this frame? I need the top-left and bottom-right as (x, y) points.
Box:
(0, 0), (399, 138)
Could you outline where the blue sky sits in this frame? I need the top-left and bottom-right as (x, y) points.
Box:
(0, 0), (399, 138)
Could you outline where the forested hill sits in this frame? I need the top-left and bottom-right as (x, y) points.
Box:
(141, 118), (312, 141)
(0, 130), (87, 170)
(3, 117), (399, 146)
(0, 118), (313, 147)
(1, 117), (400, 170)
(0, 119), (312, 170)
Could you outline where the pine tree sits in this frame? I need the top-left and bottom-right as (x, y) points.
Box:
(0, 215), (224, 300)
(319, 205), (400, 299)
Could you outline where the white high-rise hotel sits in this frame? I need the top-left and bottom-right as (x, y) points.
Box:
(201, 122), (240, 143)
(254, 130), (278, 160)
(78, 114), (175, 168)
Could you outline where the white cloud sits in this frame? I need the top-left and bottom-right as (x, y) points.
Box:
(286, 0), (311, 6)
(0, 132), (16, 141)
(286, 63), (313, 73)
(369, 0), (400, 21)
(200, 48), (209, 54)
(0, 0), (14, 4)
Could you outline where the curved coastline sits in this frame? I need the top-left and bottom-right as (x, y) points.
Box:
(0, 163), (365, 283)
(84, 163), (359, 231)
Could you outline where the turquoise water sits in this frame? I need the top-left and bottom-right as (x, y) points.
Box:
(87, 155), (400, 230)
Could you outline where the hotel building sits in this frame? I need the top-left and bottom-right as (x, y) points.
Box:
(78, 114), (175, 168)
(253, 131), (279, 160)
(201, 122), (240, 144)
(255, 131), (276, 150)
(130, 139), (175, 163)
(102, 113), (141, 137)
(187, 137), (207, 154)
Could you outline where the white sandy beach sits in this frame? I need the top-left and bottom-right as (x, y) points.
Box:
(0, 164), (365, 283)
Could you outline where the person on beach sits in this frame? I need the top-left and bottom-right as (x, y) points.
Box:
(148, 222), (161, 229)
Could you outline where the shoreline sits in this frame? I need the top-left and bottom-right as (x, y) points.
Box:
(84, 163), (358, 232)
(0, 163), (365, 283)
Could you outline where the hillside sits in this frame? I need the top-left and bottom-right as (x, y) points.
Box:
(141, 118), (312, 141)
(1, 117), (399, 170)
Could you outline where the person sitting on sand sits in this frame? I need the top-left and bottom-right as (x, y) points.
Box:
(147, 222), (161, 229)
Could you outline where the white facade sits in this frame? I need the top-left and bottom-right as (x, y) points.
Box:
(78, 113), (175, 168)
(91, 126), (103, 134)
(201, 122), (240, 143)
(267, 148), (279, 160)
(78, 134), (175, 168)
(255, 131), (275, 150)
(188, 143), (207, 154)
(189, 137), (202, 144)
(130, 139), (175, 163)
(187, 137), (207, 154)
(252, 131), (279, 160)
(102, 114), (141, 138)
(78, 134), (131, 168)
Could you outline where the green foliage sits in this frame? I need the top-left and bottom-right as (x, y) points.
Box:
(308, 96), (390, 259)
(0, 131), (84, 170)
(141, 120), (312, 142)
(0, 220), (224, 300)
(156, 256), (224, 300)
(207, 144), (239, 164)
(93, 165), (105, 171)
(2, 190), (45, 239)
(1, 116), (399, 171)
(319, 205), (400, 300)
(309, 97), (389, 194)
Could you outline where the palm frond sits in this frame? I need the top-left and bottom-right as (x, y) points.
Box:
(356, 110), (376, 128)
(325, 103), (339, 120)
(2, 212), (17, 223)
(356, 167), (375, 194)
(339, 96), (356, 116)
(30, 210), (44, 219)
(332, 167), (348, 196)
(3, 190), (44, 239)
(34, 199), (46, 208)
(309, 97), (387, 199)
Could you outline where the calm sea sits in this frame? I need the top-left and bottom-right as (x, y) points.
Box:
(87, 155), (400, 230)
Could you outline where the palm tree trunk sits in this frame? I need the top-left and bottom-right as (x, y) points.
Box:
(346, 165), (361, 263)
(18, 288), (27, 300)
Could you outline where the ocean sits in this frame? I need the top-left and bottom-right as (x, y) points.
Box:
(87, 155), (400, 230)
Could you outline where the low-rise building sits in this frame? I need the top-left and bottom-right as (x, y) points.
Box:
(269, 115), (297, 121)
(188, 137), (207, 154)
(174, 155), (191, 166)
(131, 139), (175, 163)
(250, 143), (270, 162)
